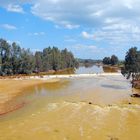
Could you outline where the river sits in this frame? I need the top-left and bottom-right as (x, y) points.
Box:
(0, 66), (140, 140)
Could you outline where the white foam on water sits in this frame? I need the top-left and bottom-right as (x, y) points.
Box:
(47, 103), (59, 111)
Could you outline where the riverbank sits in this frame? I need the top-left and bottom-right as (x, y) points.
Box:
(102, 65), (121, 73)
(0, 68), (75, 80)
(0, 78), (61, 115)
(0, 73), (122, 80)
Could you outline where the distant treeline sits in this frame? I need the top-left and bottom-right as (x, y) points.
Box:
(102, 55), (119, 65)
(0, 39), (78, 76)
(78, 58), (102, 67)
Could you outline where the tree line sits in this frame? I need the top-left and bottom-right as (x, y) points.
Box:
(102, 55), (119, 65)
(0, 38), (78, 76)
(78, 58), (102, 67)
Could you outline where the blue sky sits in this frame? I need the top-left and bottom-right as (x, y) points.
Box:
(0, 0), (140, 59)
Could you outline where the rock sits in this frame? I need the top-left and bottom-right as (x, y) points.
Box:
(89, 102), (92, 104)
(131, 94), (140, 98)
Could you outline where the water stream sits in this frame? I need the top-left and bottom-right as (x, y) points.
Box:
(0, 66), (140, 140)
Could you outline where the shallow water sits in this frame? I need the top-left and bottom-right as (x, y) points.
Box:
(75, 65), (120, 74)
(0, 74), (140, 140)
(75, 65), (104, 74)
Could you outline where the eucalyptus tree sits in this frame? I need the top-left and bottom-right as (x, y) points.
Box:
(0, 38), (78, 75)
(35, 51), (43, 72)
(0, 39), (12, 75)
(121, 47), (140, 80)
(10, 42), (22, 74)
(103, 57), (111, 65)
(111, 55), (118, 65)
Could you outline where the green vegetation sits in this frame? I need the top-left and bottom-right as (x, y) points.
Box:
(103, 55), (119, 65)
(121, 47), (140, 80)
(78, 58), (102, 67)
(0, 38), (78, 76)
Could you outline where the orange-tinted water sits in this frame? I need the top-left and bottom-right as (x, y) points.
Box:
(0, 74), (140, 140)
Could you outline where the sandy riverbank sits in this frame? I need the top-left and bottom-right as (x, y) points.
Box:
(0, 78), (61, 115)
(11, 73), (122, 80)
(0, 78), (61, 102)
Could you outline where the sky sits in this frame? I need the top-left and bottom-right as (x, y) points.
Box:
(0, 0), (140, 59)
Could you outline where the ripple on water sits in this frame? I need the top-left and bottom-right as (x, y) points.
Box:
(46, 101), (140, 114)
(101, 84), (127, 90)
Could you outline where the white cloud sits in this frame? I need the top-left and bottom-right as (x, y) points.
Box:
(0, 0), (32, 6)
(73, 44), (100, 52)
(1, 0), (140, 48)
(64, 38), (76, 42)
(28, 0), (140, 44)
(55, 23), (79, 29)
(28, 32), (45, 36)
(81, 22), (140, 45)
(64, 24), (80, 29)
(7, 40), (21, 45)
(30, 0), (140, 26)
(69, 43), (110, 59)
(1, 0), (140, 30)
(31, 48), (42, 53)
(82, 31), (95, 39)
(7, 4), (24, 13)
(1, 24), (17, 30)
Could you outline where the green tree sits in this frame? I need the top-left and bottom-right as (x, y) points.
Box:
(0, 38), (78, 76)
(110, 55), (118, 65)
(42, 47), (52, 71)
(61, 48), (68, 69)
(51, 47), (61, 71)
(19, 49), (35, 74)
(10, 42), (22, 74)
(0, 39), (12, 75)
(122, 47), (140, 79)
(35, 51), (43, 72)
(103, 57), (111, 65)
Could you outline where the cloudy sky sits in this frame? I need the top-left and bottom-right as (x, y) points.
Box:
(0, 0), (140, 59)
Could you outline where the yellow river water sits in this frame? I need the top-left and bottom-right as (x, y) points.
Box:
(0, 74), (140, 140)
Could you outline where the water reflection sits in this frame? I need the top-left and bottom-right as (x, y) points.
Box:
(49, 65), (120, 75)
(101, 84), (126, 90)
(76, 65), (103, 74)
(102, 65), (119, 73)
(75, 65), (120, 74)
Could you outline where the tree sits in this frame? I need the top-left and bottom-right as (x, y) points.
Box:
(60, 48), (78, 69)
(61, 48), (68, 69)
(51, 47), (61, 71)
(42, 47), (53, 71)
(110, 55), (118, 65)
(35, 51), (43, 72)
(121, 47), (140, 79)
(103, 57), (111, 65)
(0, 39), (12, 75)
(19, 49), (35, 74)
(0, 38), (78, 76)
(10, 42), (22, 74)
